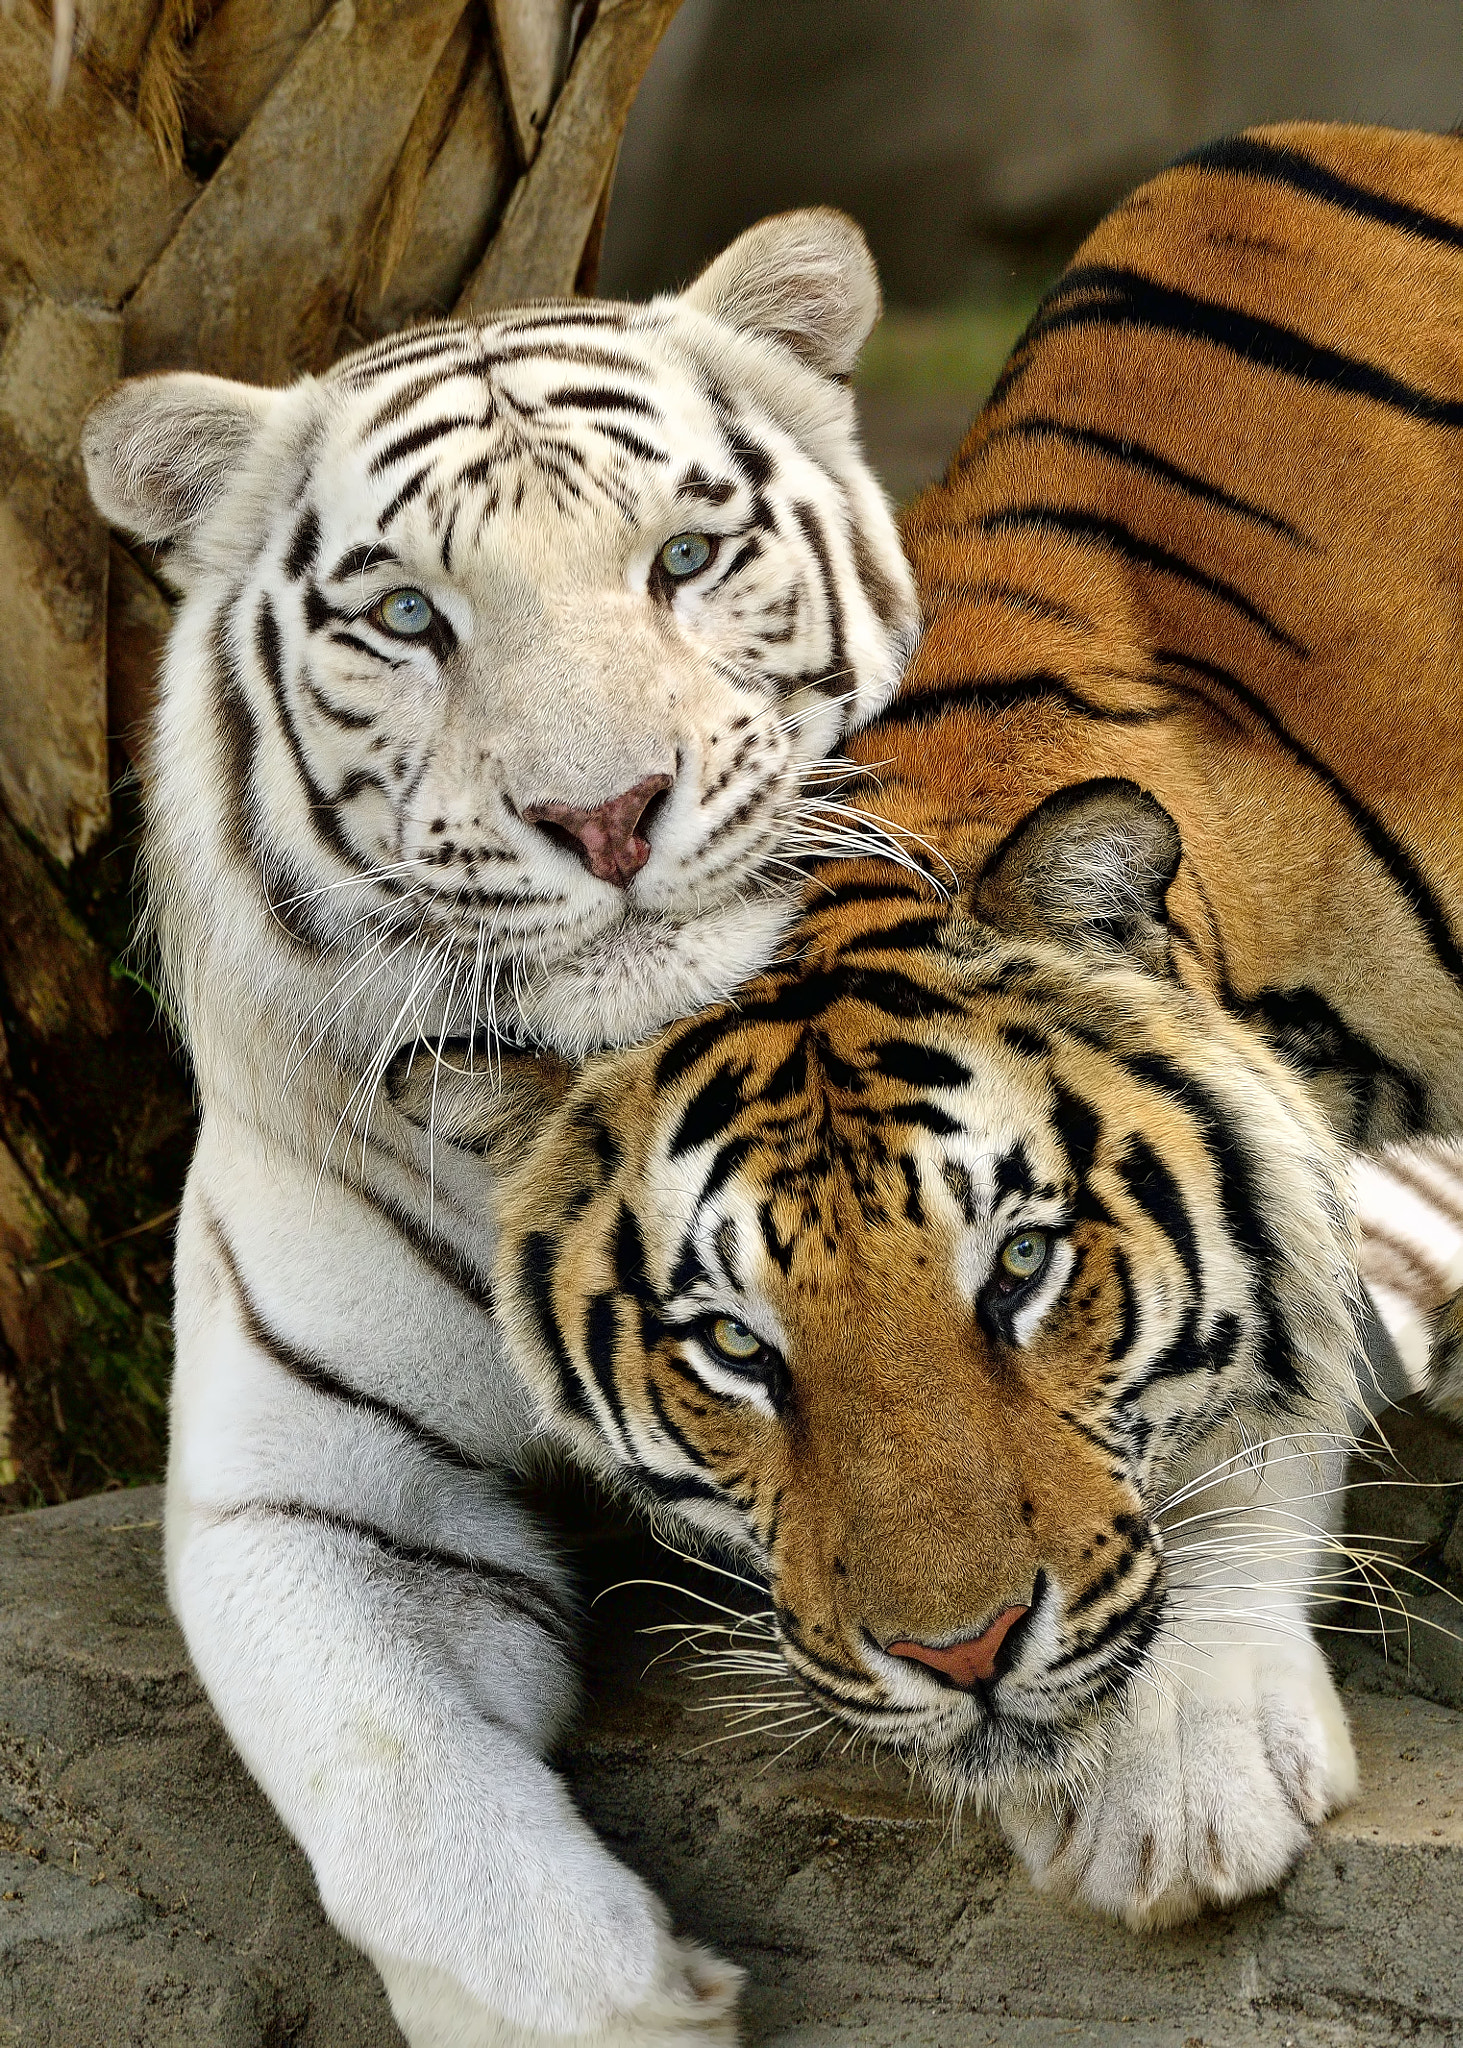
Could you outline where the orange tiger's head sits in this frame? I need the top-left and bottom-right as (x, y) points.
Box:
(477, 782), (1361, 1798)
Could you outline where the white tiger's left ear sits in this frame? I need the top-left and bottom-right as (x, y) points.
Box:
(82, 371), (283, 548)
(681, 208), (881, 377)
(975, 778), (1183, 979)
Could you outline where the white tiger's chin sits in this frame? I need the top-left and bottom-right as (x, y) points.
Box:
(514, 894), (797, 1058)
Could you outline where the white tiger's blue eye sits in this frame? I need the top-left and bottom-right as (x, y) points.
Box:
(375, 588), (435, 637)
(659, 532), (712, 579)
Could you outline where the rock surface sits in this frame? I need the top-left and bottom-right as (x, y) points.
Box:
(4, 1485), (1463, 2046)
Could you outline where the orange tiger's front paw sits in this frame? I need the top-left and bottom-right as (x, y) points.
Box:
(998, 1639), (1357, 1929)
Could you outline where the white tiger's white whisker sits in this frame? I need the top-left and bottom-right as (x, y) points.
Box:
(784, 829), (929, 876)
(353, 923), (458, 1176)
(323, 924), (452, 1200)
(787, 797), (957, 892)
(282, 916), (429, 1092)
(468, 912), (489, 1066)
(424, 952), (466, 1225)
(774, 689), (858, 736)
(295, 891), (436, 1056)
(310, 918), (439, 1196)
(797, 755), (877, 784)
(270, 857), (436, 915)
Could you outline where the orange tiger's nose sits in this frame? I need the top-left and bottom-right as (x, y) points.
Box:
(522, 773), (671, 887)
(887, 1604), (1030, 1689)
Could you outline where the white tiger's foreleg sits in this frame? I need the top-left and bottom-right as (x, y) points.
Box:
(171, 1508), (738, 2046)
(999, 1427), (1358, 1927)
(168, 1160), (739, 2047)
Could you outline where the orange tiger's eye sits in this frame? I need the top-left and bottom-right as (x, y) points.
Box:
(709, 1316), (763, 1361)
(1000, 1231), (1049, 1281)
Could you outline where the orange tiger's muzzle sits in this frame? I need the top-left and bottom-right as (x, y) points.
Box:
(762, 1296), (1151, 1696)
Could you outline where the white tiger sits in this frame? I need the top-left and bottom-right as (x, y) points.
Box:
(81, 211), (917, 2048)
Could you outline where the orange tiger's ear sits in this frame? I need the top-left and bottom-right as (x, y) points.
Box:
(386, 1041), (574, 1164)
(974, 778), (1182, 979)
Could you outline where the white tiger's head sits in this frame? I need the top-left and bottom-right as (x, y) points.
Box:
(83, 212), (917, 1100)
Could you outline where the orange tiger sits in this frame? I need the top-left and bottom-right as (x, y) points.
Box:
(435, 123), (1463, 1947)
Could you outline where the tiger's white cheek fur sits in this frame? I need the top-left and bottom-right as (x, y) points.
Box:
(195, 332), (915, 1067)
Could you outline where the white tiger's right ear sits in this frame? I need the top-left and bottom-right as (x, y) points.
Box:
(680, 208), (882, 378)
(81, 372), (281, 547)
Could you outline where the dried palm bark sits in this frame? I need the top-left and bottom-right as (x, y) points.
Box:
(0, 0), (682, 1503)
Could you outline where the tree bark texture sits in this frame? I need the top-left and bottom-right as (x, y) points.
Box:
(0, 0), (682, 1505)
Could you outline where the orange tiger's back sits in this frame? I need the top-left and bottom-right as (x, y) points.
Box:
(484, 126), (1463, 1936)
(915, 123), (1462, 834)
(873, 121), (1463, 1141)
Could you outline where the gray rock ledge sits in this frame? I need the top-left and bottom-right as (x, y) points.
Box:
(3, 1487), (1462, 2047)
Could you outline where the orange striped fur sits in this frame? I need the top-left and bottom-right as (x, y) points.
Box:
(478, 125), (1463, 1924)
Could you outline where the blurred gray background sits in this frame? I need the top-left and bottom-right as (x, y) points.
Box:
(605, 0), (1463, 302)
(601, 0), (1463, 498)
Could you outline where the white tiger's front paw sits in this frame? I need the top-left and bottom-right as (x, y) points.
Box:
(598, 1936), (743, 2046)
(998, 1639), (1357, 1929)
(380, 1929), (742, 2047)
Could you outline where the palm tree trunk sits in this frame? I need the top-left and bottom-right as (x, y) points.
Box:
(0, 0), (682, 1505)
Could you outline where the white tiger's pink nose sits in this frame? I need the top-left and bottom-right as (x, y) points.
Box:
(522, 773), (671, 887)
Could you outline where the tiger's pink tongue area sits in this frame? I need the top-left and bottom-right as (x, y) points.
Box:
(888, 1603), (1030, 1687)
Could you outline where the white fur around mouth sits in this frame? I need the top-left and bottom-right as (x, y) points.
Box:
(513, 893), (797, 1057)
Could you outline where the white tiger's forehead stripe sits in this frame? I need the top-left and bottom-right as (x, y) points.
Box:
(310, 316), (890, 703)
(351, 358), (674, 533)
(319, 305), (682, 529)
(309, 304), (916, 717)
(330, 302), (640, 392)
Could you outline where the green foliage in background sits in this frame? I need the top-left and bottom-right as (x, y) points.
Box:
(856, 297), (1042, 404)
(0, 788), (194, 1510)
